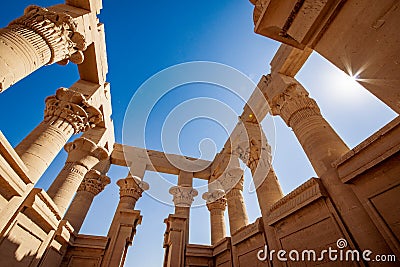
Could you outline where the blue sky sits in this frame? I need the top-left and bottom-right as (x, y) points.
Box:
(0, 1), (397, 266)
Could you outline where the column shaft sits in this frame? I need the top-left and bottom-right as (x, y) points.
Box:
(15, 118), (74, 183)
(0, 5), (87, 92)
(256, 169), (284, 266)
(47, 137), (107, 215)
(0, 26), (50, 91)
(15, 87), (103, 185)
(64, 191), (94, 233)
(267, 78), (392, 255)
(226, 186), (249, 234)
(64, 170), (110, 233)
(209, 208), (226, 244)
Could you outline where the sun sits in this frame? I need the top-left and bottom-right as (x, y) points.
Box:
(327, 68), (366, 102)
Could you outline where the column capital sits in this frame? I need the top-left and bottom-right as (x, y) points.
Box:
(117, 175), (149, 201)
(232, 121), (272, 172)
(203, 189), (227, 211)
(268, 82), (321, 128)
(9, 5), (87, 65)
(202, 189), (225, 203)
(78, 169), (110, 196)
(44, 88), (103, 134)
(216, 167), (244, 192)
(64, 137), (108, 168)
(169, 186), (198, 207)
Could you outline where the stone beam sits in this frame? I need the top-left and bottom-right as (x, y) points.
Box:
(111, 144), (212, 179)
(65, 0), (102, 14)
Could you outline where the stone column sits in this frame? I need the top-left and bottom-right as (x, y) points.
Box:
(216, 163), (249, 235)
(116, 175), (149, 210)
(225, 175), (249, 234)
(256, 168), (285, 267)
(169, 185), (198, 243)
(63, 169), (110, 233)
(47, 137), (108, 215)
(266, 75), (392, 256)
(102, 175), (148, 267)
(0, 5), (87, 92)
(268, 79), (349, 176)
(202, 189), (227, 245)
(169, 171), (197, 243)
(15, 87), (103, 184)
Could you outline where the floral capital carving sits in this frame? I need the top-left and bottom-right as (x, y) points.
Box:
(9, 5), (87, 65)
(117, 175), (149, 201)
(44, 87), (103, 133)
(169, 186), (198, 207)
(203, 189), (227, 211)
(270, 84), (321, 127)
(78, 169), (110, 195)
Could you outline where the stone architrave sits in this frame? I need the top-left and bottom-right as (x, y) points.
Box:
(0, 5), (87, 91)
(15, 87), (103, 184)
(63, 169), (110, 233)
(47, 137), (108, 215)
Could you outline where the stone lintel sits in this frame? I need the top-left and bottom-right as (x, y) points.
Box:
(22, 188), (62, 231)
(231, 218), (263, 246)
(65, 0), (103, 14)
(212, 237), (231, 257)
(77, 23), (108, 85)
(0, 131), (30, 185)
(111, 143), (211, 179)
(267, 178), (327, 225)
(72, 234), (109, 250)
(270, 44), (312, 76)
(185, 244), (213, 257)
(55, 219), (75, 245)
(252, 0), (344, 49)
(333, 116), (400, 183)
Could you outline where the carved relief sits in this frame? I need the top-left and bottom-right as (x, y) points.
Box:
(217, 167), (243, 193)
(78, 169), (110, 195)
(202, 189), (226, 204)
(231, 121), (272, 178)
(270, 83), (320, 128)
(9, 5), (87, 65)
(169, 186), (198, 207)
(44, 87), (103, 133)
